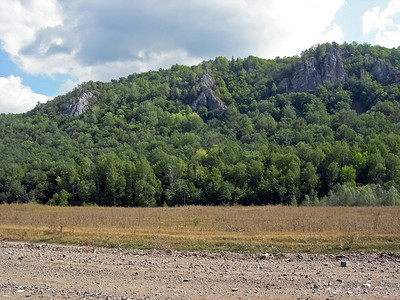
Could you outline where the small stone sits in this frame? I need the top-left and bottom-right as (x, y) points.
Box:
(232, 288), (238, 292)
(341, 261), (349, 267)
(261, 253), (271, 259)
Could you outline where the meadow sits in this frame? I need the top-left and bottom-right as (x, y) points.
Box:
(0, 204), (399, 253)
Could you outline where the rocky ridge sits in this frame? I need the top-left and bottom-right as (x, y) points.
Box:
(278, 44), (400, 94)
(60, 44), (400, 116)
(278, 44), (347, 93)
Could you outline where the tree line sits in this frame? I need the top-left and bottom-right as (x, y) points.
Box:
(2, 42), (400, 206)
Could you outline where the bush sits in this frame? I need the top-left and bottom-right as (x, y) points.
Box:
(47, 190), (71, 206)
(320, 184), (400, 206)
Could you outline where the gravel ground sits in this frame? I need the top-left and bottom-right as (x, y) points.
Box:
(0, 241), (399, 299)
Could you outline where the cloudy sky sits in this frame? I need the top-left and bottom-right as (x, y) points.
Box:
(0, 0), (399, 113)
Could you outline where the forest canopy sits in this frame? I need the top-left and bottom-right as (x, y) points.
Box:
(2, 42), (400, 207)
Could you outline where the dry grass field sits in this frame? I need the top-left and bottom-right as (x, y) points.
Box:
(0, 204), (399, 253)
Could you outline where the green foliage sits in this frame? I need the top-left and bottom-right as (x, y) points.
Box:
(48, 189), (71, 206)
(166, 179), (201, 206)
(321, 184), (400, 206)
(2, 43), (400, 207)
(340, 165), (356, 186)
(133, 157), (161, 207)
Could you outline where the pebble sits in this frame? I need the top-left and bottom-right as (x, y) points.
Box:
(1, 241), (399, 298)
(341, 261), (349, 267)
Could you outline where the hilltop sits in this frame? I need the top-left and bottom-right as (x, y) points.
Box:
(2, 42), (400, 207)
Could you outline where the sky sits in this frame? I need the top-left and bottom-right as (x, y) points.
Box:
(0, 0), (399, 113)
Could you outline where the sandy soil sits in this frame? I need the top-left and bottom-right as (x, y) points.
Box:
(0, 241), (399, 299)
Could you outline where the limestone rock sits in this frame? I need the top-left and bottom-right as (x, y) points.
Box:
(371, 60), (400, 84)
(320, 44), (348, 84)
(191, 74), (227, 111)
(278, 44), (347, 93)
(287, 56), (322, 92)
(63, 90), (97, 117)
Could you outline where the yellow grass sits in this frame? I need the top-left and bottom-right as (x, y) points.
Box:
(0, 204), (399, 253)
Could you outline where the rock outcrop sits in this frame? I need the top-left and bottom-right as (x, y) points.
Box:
(191, 74), (227, 111)
(371, 60), (400, 84)
(278, 44), (347, 93)
(63, 90), (97, 117)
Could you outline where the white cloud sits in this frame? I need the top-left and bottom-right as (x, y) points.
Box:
(58, 79), (78, 95)
(2, 0), (345, 74)
(79, 50), (204, 82)
(0, 0), (345, 112)
(362, 0), (400, 47)
(0, 76), (50, 113)
(0, 0), (63, 56)
(259, 0), (344, 58)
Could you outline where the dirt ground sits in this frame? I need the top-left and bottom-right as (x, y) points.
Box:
(0, 241), (399, 299)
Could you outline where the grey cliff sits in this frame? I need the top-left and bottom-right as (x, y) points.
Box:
(278, 44), (347, 93)
(191, 74), (227, 111)
(371, 59), (400, 84)
(63, 90), (97, 117)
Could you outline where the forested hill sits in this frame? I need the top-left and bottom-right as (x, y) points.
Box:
(2, 42), (400, 207)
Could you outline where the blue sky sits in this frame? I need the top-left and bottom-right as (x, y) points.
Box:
(0, 0), (399, 113)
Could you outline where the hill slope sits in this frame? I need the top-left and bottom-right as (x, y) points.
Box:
(2, 42), (400, 207)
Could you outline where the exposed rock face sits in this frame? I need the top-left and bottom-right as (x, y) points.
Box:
(321, 45), (348, 84)
(278, 44), (347, 93)
(63, 90), (97, 117)
(280, 57), (321, 93)
(191, 74), (227, 111)
(371, 60), (400, 84)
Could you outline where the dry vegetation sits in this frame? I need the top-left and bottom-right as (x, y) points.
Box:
(0, 204), (399, 253)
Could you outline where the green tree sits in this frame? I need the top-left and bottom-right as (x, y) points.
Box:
(48, 189), (71, 206)
(204, 168), (234, 205)
(340, 165), (356, 186)
(133, 157), (162, 207)
(96, 153), (126, 206)
(301, 162), (319, 198)
(166, 179), (201, 206)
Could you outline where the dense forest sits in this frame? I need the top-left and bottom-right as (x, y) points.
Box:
(2, 42), (400, 207)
